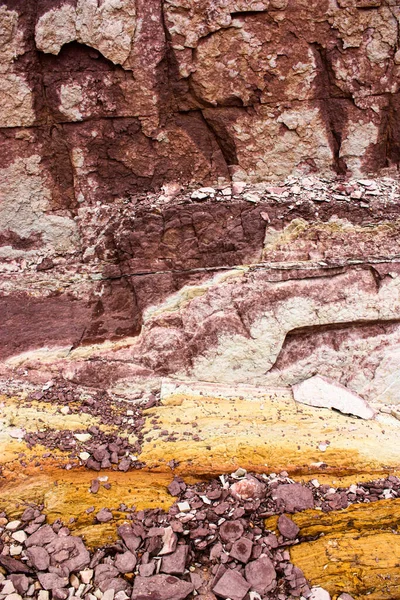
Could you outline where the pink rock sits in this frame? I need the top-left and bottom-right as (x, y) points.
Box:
(278, 515), (300, 540)
(161, 545), (188, 575)
(230, 476), (265, 500)
(219, 520), (244, 543)
(244, 555), (276, 594)
(132, 575), (194, 600)
(274, 483), (314, 513)
(212, 569), (250, 600)
(292, 375), (375, 420)
(229, 538), (253, 563)
(115, 551), (137, 573)
(26, 546), (50, 571)
(26, 525), (57, 547)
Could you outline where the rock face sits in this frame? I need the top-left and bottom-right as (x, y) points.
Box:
(0, 0), (400, 412)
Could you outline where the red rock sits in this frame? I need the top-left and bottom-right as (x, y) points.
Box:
(278, 515), (300, 540)
(161, 545), (188, 575)
(131, 575), (194, 600)
(230, 476), (266, 500)
(37, 573), (69, 590)
(25, 525), (57, 547)
(8, 574), (29, 594)
(219, 520), (244, 544)
(26, 546), (50, 571)
(274, 483), (314, 513)
(115, 551), (137, 574)
(229, 538), (253, 563)
(96, 509), (113, 523)
(212, 569), (251, 600)
(117, 524), (142, 553)
(244, 555), (277, 594)
(47, 536), (90, 576)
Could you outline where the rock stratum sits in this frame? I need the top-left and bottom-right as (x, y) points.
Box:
(1, 1), (400, 599)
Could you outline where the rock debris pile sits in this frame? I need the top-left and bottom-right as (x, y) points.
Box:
(1, 471), (399, 600)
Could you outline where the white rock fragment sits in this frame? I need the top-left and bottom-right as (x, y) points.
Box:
(79, 569), (93, 584)
(231, 467), (247, 479)
(243, 192), (259, 203)
(60, 406), (70, 415)
(292, 375), (375, 420)
(12, 530), (27, 543)
(79, 452), (91, 461)
(10, 545), (23, 556)
(74, 433), (92, 443)
(309, 587), (331, 600)
(2, 581), (16, 595)
(8, 428), (25, 440)
(6, 520), (21, 531)
(232, 181), (246, 195)
(177, 501), (191, 513)
(5, 593), (23, 600)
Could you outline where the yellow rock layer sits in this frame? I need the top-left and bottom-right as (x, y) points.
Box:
(270, 501), (400, 600)
(139, 392), (400, 478)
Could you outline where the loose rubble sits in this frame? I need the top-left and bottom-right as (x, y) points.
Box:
(0, 471), (399, 600)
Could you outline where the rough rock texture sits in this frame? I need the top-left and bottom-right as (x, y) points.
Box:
(0, 2), (400, 406)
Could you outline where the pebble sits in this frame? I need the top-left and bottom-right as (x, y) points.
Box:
(79, 570), (93, 584)
(74, 434), (92, 443)
(11, 531), (27, 544)
(6, 521), (21, 531)
(177, 502), (190, 513)
(5, 593), (23, 600)
(79, 452), (91, 461)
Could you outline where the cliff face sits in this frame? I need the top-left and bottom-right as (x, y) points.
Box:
(1, 0), (400, 406)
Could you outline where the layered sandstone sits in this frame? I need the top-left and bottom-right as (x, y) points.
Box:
(1, 2), (400, 598)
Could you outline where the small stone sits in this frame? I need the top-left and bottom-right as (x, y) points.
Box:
(231, 467), (247, 479)
(79, 452), (90, 461)
(230, 476), (265, 500)
(11, 531), (27, 544)
(167, 479), (181, 497)
(278, 515), (299, 540)
(26, 525), (57, 548)
(37, 573), (69, 591)
(8, 428), (25, 440)
(161, 545), (188, 575)
(9, 575), (29, 594)
(244, 555), (276, 594)
(131, 575), (194, 600)
(96, 509), (113, 523)
(115, 552), (137, 574)
(309, 587), (331, 600)
(219, 520), (244, 543)
(74, 433), (92, 443)
(6, 521), (21, 531)
(230, 537), (253, 563)
(232, 181), (246, 195)
(212, 570), (250, 600)
(10, 546), (23, 556)
(191, 190), (208, 201)
(79, 569), (93, 584)
(60, 407), (70, 415)
(177, 502), (190, 513)
(2, 581), (16, 595)
(26, 546), (50, 571)
(37, 591), (49, 600)
(337, 594), (355, 600)
(273, 483), (314, 513)
(4, 593), (22, 600)
(102, 590), (115, 600)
